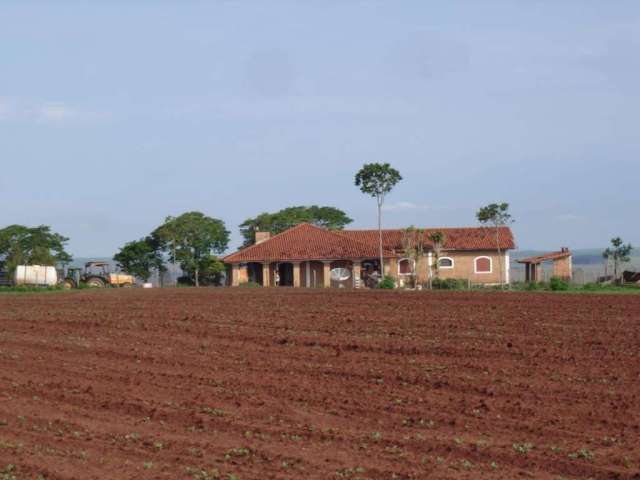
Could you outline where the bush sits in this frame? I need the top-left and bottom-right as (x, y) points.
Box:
(238, 281), (262, 288)
(549, 277), (570, 291)
(525, 282), (542, 291)
(377, 276), (396, 289)
(431, 278), (468, 290)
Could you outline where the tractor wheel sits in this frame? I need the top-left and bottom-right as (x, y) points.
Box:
(86, 277), (106, 288)
(63, 279), (76, 290)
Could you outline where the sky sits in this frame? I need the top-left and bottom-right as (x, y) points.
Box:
(1, 1), (639, 257)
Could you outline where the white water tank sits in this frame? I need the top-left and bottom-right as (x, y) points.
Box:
(14, 265), (58, 287)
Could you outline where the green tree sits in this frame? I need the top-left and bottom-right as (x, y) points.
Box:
(401, 226), (425, 288)
(113, 237), (165, 283)
(603, 237), (633, 282)
(239, 205), (353, 247)
(0, 225), (72, 273)
(354, 163), (402, 277)
(153, 212), (229, 287)
(476, 203), (513, 289)
(427, 231), (446, 285)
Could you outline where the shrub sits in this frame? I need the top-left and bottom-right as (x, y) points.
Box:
(431, 278), (468, 290)
(238, 281), (261, 288)
(525, 282), (542, 291)
(549, 277), (569, 291)
(377, 276), (396, 289)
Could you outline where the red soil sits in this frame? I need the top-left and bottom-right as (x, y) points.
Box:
(0, 289), (639, 479)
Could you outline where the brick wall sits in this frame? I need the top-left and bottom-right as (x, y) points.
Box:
(433, 251), (508, 285)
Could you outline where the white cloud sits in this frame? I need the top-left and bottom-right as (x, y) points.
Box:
(382, 201), (430, 212)
(36, 102), (78, 123)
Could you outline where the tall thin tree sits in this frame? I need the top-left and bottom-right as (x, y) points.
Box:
(603, 237), (633, 282)
(355, 163), (402, 279)
(427, 231), (445, 287)
(476, 203), (514, 289)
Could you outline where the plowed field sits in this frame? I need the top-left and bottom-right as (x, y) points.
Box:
(0, 289), (639, 479)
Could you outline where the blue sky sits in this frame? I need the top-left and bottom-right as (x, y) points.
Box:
(1, 1), (638, 256)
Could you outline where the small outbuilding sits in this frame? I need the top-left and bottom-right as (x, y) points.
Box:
(517, 248), (572, 283)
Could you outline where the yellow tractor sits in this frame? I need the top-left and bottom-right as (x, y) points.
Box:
(62, 261), (135, 289)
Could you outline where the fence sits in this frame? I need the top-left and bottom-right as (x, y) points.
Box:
(511, 262), (640, 286)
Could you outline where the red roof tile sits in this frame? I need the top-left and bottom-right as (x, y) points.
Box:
(516, 250), (571, 264)
(340, 227), (515, 252)
(224, 224), (515, 263)
(223, 223), (393, 263)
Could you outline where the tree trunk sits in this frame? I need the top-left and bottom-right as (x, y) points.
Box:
(195, 266), (199, 288)
(172, 239), (177, 287)
(377, 197), (384, 281)
(495, 226), (504, 290)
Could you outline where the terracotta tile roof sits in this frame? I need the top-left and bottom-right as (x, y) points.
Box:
(223, 223), (393, 263)
(517, 250), (571, 264)
(339, 227), (515, 251)
(224, 224), (515, 263)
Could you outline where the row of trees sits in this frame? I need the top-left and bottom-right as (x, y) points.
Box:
(114, 212), (229, 287)
(239, 206), (353, 247)
(114, 206), (354, 285)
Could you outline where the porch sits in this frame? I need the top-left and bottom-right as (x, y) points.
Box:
(230, 258), (393, 288)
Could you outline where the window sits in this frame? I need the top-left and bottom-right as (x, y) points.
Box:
(398, 258), (414, 275)
(438, 257), (454, 269)
(475, 256), (492, 274)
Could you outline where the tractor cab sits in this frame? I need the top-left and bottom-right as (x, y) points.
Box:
(85, 261), (111, 276)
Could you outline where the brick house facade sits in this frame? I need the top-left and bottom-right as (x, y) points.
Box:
(223, 223), (515, 288)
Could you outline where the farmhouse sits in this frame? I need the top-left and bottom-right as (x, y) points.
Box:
(224, 223), (515, 288)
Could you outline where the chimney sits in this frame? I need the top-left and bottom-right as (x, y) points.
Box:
(255, 230), (271, 245)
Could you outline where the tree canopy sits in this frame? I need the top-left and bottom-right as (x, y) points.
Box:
(152, 212), (229, 287)
(239, 205), (353, 247)
(0, 225), (72, 273)
(354, 163), (402, 204)
(113, 237), (165, 282)
(476, 203), (513, 227)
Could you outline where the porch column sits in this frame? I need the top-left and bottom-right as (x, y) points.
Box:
(323, 261), (332, 288)
(293, 262), (301, 287)
(386, 257), (398, 279)
(231, 264), (240, 287)
(239, 264), (248, 284)
(262, 262), (270, 287)
(352, 260), (362, 288)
